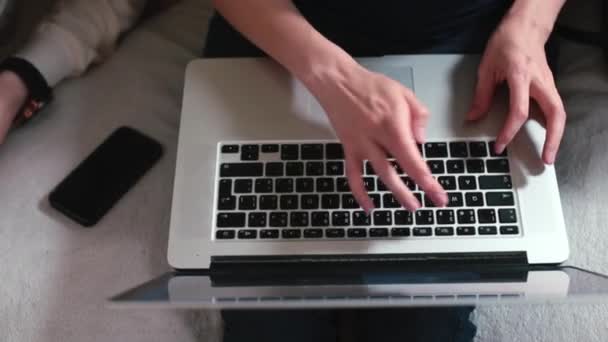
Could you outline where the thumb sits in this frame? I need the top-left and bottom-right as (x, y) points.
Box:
(404, 89), (430, 144)
(467, 69), (496, 122)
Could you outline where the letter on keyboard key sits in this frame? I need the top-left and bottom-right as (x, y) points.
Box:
(447, 192), (463, 207)
(353, 211), (370, 226)
(486, 192), (515, 206)
(218, 196), (236, 210)
(316, 178), (334, 192)
(217, 213), (246, 227)
(290, 212), (309, 227)
(241, 145), (259, 161)
(383, 193), (400, 208)
(280, 195), (298, 210)
(218, 179), (232, 197)
(438, 176), (456, 190)
(220, 163), (263, 177)
(479, 175), (512, 189)
(457, 209), (476, 224)
(248, 212), (267, 227)
(436, 210), (455, 224)
(394, 210), (413, 225)
(238, 196), (257, 210)
(311, 212), (330, 226)
(296, 178), (314, 193)
(332, 211), (350, 226)
(415, 210), (434, 225)
(326, 161), (344, 175)
(255, 179), (273, 193)
(302, 194), (320, 209)
(458, 176), (477, 190)
(373, 211), (392, 226)
(498, 209), (517, 223)
(427, 160), (445, 174)
(260, 195), (278, 210)
(269, 212), (288, 227)
(342, 194), (359, 209)
(321, 194), (340, 209)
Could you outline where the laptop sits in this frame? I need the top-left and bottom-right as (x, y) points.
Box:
(110, 55), (608, 308)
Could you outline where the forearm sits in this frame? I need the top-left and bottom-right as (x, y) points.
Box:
(212, 0), (356, 92)
(504, 0), (567, 42)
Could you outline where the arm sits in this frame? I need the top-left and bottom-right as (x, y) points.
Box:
(468, 0), (567, 164)
(213, 0), (447, 211)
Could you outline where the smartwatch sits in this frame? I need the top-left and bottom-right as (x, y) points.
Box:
(0, 57), (53, 127)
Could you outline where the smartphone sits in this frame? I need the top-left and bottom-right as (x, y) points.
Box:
(49, 127), (163, 227)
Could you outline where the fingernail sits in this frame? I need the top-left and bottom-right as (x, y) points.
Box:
(495, 143), (505, 154)
(546, 151), (556, 165)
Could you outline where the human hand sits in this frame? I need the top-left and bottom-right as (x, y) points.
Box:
(467, 15), (566, 164)
(308, 60), (448, 212)
(0, 71), (28, 144)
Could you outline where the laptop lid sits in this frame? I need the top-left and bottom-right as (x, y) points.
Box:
(109, 264), (608, 309)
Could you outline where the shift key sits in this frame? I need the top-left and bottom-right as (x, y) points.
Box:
(220, 163), (264, 177)
(486, 192), (515, 206)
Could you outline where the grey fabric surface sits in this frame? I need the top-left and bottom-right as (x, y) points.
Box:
(1, 1), (607, 341)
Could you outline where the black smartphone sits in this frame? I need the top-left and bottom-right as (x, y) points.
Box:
(49, 127), (163, 227)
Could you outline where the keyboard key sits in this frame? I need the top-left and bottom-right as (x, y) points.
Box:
(369, 194), (381, 208)
(234, 179), (253, 193)
(301, 194), (320, 209)
(377, 178), (388, 191)
(238, 196), (257, 210)
(391, 227), (411, 237)
(255, 179), (273, 193)
(370, 228), (389, 237)
(316, 178), (335, 192)
(238, 230), (257, 239)
(477, 209), (496, 223)
(424, 195), (436, 208)
(489, 141), (507, 157)
(260, 229), (279, 239)
(306, 162), (324, 176)
(218, 196), (236, 210)
(218, 179), (232, 197)
(373, 210), (392, 226)
(221, 145), (239, 154)
(449, 142), (468, 158)
(498, 209), (517, 223)
(326, 228), (346, 238)
(248, 212), (267, 227)
(220, 163), (263, 177)
(241, 145), (259, 161)
(465, 192), (484, 207)
(326, 161), (344, 175)
(436, 210), (455, 224)
(282, 229), (302, 239)
(276, 178), (294, 193)
(217, 213), (246, 227)
(427, 160), (445, 174)
(383, 193), (400, 208)
(353, 211), (371, 226)
(457, 226), (476, 235)
(311, 212), (330, 226)
(216, 230), (236, 239)
(466, 159), (485, 173)
(296, 178), (314, 193)
(259, 195), (278, 210)
(478, 226), (498, 235)
(486, 192), (515, 206)
(301, 144), (324, 160)
(280, 195), (298, 210)
(401, 176), (416, 190)
(337, 178), (350, 192)
(394, 210), (413, 225)
(304, 229), (323, 238)
(265, 162), (284, 177)
(487, 159), (510, 173)
(458, 176), (477, 190)
(425, 142), (448, 158)
(286, 162), (304, 176)
(281, 144), (299, 160)
(447, 192), (464, 207)
(413, 227), (433, 236)
(332, 211), (350, 226)
(435, 227), (455, 236)
(359, 177), (373, 191)
(342, 194), (360, 209)
(321, 194), (340, 209)
(413, 193), (423, 205)
(261, 144), (279, 153)
(446, 160), (465, 174)
(438, 176), (457, 190)
(500, 226), (519, 235)
(348, 228), (367, 238)
(269, 212), (288, 227)
(415, 210), (434, 225)
(479, 175), (512, 189)
(365, 161), (375, 175)
(389, 160), (403, 174)
(290, 212), (309, 227)
(469, 141), (488, 157)
(326, 143), (344, 159)
(457, 210), (476, 224)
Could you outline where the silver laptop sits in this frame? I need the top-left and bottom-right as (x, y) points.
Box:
(111, 55), (608, 308)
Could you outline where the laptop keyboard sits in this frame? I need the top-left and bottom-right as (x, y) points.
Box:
(214, 141), (520, 241)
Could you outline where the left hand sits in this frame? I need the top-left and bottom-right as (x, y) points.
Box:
(467, 16), (566, 164)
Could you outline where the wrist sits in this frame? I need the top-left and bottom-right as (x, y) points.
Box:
(0, 71), (29, 108)
(503, 0), (565, 44)
(296, 48), (359, 98)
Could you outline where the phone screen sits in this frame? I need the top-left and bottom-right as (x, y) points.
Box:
(49, 127), (163, 227)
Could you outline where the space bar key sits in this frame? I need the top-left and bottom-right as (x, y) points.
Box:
(220, 163), (264, 177)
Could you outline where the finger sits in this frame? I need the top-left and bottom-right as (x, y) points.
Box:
(0, 112), (11, 145)
(364, 142), (421, 211)
(344, 149), (374, 213)
(403, 89), (430, 144)
(531, 80), (566, 164)
(467, 66), (496, 121)
(495, 73), (530, 154)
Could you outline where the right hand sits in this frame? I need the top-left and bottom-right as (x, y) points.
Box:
(307, 60), (448, 213)
(0, 71), (28, 144)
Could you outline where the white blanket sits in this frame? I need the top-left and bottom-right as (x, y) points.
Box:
(1, 1), (607, 341)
